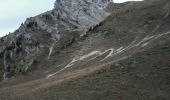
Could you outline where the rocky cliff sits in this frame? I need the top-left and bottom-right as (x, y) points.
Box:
(54, 0), (112, 28)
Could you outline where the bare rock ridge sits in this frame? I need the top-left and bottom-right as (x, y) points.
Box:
(0, 0), (112, 81)
(54, 0), (112, 28)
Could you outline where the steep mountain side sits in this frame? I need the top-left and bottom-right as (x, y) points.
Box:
(0, 0), (170, 100)
(54, 0), (112, 28)
(0, 0), (112, 81)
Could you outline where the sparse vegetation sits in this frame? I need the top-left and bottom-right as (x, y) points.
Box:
(0, 0), (170, 100)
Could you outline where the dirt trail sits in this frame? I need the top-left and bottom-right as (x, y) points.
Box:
(0, 55), (128, 98)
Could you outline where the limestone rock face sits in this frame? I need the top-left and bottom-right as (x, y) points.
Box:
(54, 0), (112, 28)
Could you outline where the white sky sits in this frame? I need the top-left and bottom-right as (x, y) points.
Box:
(0, 0), (143, 37)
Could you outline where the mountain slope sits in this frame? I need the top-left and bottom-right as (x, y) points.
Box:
(0, 0), (170, 100)
(0, 0), (112, 81)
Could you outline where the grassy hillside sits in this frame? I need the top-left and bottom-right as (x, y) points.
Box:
(0, 0), (170, 100)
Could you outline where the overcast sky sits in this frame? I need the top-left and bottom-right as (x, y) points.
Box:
(0, 0), (142, 37)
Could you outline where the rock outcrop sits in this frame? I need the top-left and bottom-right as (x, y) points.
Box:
(54, 0), (112, 28)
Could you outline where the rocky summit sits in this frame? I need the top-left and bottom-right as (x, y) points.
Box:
(54, 0), (112, 28)
(0, 0), (170, 100)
